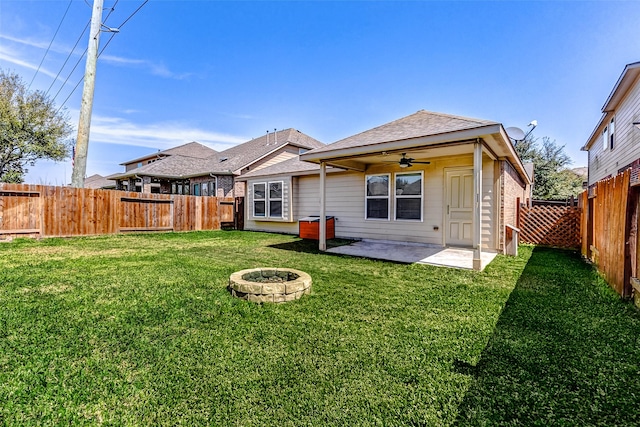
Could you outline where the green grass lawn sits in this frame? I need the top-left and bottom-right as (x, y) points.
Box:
(0, 231), (638, 426)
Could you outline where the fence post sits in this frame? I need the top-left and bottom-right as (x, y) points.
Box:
(624, 186), (638, 298)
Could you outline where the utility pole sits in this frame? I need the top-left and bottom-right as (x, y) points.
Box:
(71, 0), (104, 188)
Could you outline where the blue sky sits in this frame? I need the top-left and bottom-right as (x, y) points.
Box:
(1, 0), (639, 185)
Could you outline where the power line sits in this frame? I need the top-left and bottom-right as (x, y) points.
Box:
(55, 0), (149, 113)
(116, 0), (149, 30)
(45, 19), (91, 97)
(56, 75), (85, 115)
(28, 0), (74, 90)
(49, 0), (119, 100)
(51, 47), (88, 104)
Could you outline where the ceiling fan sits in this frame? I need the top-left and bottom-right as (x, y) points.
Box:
(384, 153), (431, 168)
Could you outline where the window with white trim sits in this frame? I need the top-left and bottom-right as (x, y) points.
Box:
(609, 117), (615, 150)
(253, 181), (283, 218)
(395, 172), (423, 221)
(253, 183), (266, 217)
(269, 182), (283, 218)
(603, 125), (609, 151)
(365, 174), (390, 219)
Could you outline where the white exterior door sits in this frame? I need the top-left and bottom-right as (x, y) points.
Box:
(445, 169), (474, 247)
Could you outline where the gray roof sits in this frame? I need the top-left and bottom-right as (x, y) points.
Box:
(120, 141), (217, 166)
(204, 128), (324, 174)
(238, 156), (326, 179)
(111, 129), (324, 180)
(307, 110), (497, 155)
(109, 155), (212, 180)
(84, 174), (116, 189)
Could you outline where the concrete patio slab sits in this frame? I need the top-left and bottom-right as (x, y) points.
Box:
(326, 239), (497, 270)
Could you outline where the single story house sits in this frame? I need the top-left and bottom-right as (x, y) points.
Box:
(107, 129), (323, 197)
(238, 110), (531, 269)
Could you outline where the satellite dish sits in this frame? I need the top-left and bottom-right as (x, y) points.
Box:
(506, 126), (525, 141)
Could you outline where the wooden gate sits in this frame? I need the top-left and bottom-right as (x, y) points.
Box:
(0, 188), (42, 236)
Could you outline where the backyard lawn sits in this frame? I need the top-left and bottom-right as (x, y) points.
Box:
(0, 231), (639, 426)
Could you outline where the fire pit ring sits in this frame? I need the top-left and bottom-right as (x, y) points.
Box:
(228, 268), (311, 303)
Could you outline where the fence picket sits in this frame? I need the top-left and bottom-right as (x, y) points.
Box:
(0, 183), (239, 239)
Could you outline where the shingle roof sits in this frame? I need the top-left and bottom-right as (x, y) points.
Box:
(84, 174), (116, 189)
(203, 128), (324, 174)
(307, 110), (497, 155)
(120, 141), (217, 165)
(109, 155), (212, 180)
(111, 129), (324, 179)
(238, 156), (326, 179)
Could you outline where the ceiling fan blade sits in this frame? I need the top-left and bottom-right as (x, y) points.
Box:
(411, 161), (431, 164)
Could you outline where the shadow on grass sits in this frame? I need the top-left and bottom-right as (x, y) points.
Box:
(268, 238), (355, 254)
(455, 246), (640, 426)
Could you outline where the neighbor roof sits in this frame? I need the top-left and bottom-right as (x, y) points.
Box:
(120, 141), (217, 166)
(111, 129), (324, 180)
(304, 110), (497, 156)
(582, 61), (640, 151)
(202, 128), (324, 174)
(84, 174), (116, 189)
(237, 156), (343, 180)
(109, 155), (212, 180)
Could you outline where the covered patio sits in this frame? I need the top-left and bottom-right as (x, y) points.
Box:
(327, 239), (498, 270)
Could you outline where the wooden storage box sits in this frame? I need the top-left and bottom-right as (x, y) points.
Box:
(299, 216), (335, 240)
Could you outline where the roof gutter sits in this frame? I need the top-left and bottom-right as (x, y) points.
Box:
(300, 124), (502, 162)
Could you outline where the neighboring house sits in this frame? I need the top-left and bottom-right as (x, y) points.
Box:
(83, 174), (116, 190)
(238, 110), (531, 269)
(582, 61), (640, 186)
(108, 141), (217, 193)
(107, 129), (323, 197)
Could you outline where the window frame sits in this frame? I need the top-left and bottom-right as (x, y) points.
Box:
(365, 173), (390, 220)
(609, 117), (615, 150)
(603, 125), (609, 151)
(268, 181), (284, 218)
(253, 182), (267, 217)
(394, 171), (423, 222)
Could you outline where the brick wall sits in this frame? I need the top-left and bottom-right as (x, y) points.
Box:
(501, 160), (527, 251)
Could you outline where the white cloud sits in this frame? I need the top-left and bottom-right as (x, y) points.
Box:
(0, 46), (61, 81)
(0, 33), (192, 81)
(88, 115), (248, 151)
(98, 54), (193, 80)
(0, 34), (62, 52)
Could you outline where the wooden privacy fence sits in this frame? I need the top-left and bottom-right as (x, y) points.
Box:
(581, 170), (635, 298)
(517, 204), (581, 248)
(0, 183), (241, 239)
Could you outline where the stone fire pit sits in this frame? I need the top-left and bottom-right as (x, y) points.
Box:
(228, 268), (311, 303)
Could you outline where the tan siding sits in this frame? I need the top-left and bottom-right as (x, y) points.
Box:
(589, 74), (640, 184)
(244, 154), (501, 250)
(249, 146), (299, 173)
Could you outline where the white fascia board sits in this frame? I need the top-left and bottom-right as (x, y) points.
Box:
(299, 124), (503, 163)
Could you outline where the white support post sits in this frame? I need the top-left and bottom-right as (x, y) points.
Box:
(473, 141), (483, 270)
(319, 161), (327, 251)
